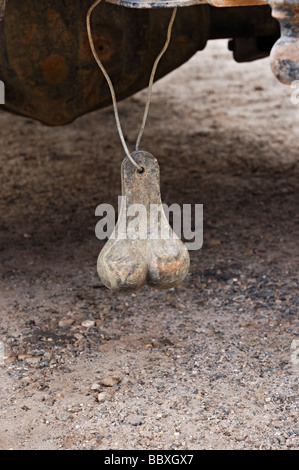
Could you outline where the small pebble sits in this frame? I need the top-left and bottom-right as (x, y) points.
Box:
(81, 320), (95, 328)
(90, 383), (101, 391)
(58, 317), (75, 327)
(208, 239), (221, 248)
(101, 376), (120, 387)
(127, 415), (144, 426)
(97, 392), (110, 403)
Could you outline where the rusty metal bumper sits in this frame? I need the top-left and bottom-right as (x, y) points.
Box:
(106, 0), (299, 85)
(107, 0), (267, 7)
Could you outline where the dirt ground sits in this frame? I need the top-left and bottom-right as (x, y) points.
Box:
(0, 39), (298, 450)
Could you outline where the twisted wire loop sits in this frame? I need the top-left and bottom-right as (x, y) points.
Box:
(86, 0), (177, 170)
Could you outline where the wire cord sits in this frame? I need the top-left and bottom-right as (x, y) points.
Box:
(86, 0), (177, 169)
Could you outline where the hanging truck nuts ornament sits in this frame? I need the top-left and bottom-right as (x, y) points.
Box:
(97, 151), (190, 293)
(86, 2), (189, 291)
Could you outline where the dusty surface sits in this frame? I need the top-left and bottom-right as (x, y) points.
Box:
(0, 40), (299, 450)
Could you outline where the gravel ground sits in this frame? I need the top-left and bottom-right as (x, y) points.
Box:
(0, 39), (298, 450)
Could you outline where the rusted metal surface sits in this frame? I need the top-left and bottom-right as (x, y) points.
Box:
(0, 0), (210, 125)
(226, 5), (280, 61)
(97, 152), (190, 292)
(0, 1), (280, 124)
(269, 0), (299, 84)
(107, 0), (205, 6)
(209, 0), (266, 5)
(107, 0), (267, 8)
